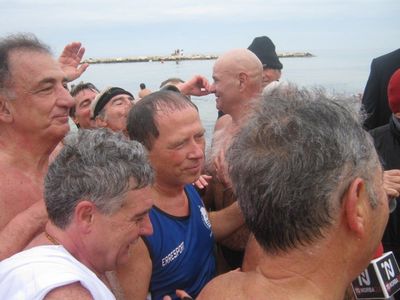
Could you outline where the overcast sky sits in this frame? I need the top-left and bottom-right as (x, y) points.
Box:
(0, 0), (399, 58)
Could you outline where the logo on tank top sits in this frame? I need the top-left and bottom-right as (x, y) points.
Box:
(199, 206), (211, 230)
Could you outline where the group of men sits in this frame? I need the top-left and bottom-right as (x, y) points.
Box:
(0, 32), (397, 300)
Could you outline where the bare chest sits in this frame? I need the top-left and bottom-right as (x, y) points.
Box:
(0, 167), (44, 229)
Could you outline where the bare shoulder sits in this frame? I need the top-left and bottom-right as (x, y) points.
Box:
(214, 114), (232, 133)
(43, 282), (93, 300)
(197, 270), (247, 299)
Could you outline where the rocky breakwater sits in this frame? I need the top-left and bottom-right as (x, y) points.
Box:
(83, 52), (314, 64)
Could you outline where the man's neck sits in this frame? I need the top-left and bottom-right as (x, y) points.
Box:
(151, 182), (189, 216)
(256, 244), (350, 300)
(0, 131), (60, 172)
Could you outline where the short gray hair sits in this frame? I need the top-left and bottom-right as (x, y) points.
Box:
(45, 129), (154, 228)
(227, 84), (380, 253)
(0, 33), (50, 96)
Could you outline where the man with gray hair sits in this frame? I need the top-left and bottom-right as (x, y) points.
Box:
(0, 129), (154, 299)
(90, 86), (135, 135)
(195, 85), (390, 299)
(0, 33), (86, 260)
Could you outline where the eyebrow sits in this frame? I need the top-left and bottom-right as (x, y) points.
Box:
(35, 76), (68, 87)
(134, 209), (151, 220)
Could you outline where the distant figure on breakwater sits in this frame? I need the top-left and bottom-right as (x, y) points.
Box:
(138, 83), (152, 99)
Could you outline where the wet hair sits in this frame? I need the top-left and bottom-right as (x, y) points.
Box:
(127, 90), (197, 150)
(0, 33), (50, 98)
(45, 129), (154, 228)
(159, 77), (184, 88)
(227, 84), (380, 254)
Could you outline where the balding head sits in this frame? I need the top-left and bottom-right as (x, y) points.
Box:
(212, 49), (263, 119)
(215, 49), (263, 76)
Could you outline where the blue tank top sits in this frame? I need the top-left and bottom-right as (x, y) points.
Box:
(144, 184), (216, 300)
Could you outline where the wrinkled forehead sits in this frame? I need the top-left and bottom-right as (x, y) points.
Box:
(8, 49), (63, 83)
(155, 105), (200, 128)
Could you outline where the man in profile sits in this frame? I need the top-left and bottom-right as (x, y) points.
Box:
(0, 33), (86, 259)
(0, 129), (154, 299)
(203, 48), (263, 270)
(196, 85), (390, 299)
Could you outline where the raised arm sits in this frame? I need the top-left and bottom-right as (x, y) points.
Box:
(58, 42), (89, 82)
(177, 75), (211, 97)
(116, 237), (152, 299)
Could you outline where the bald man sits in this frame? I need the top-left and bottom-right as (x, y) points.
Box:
(203, 49), (263, 271)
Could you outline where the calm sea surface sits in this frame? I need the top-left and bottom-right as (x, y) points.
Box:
(76, 48), (385, 143)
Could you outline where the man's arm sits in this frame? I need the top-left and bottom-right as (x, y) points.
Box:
(0, 200), (47, 260)
(116, 238), (152, 299)
(208, 201), (244, 242)
(176, 75), (211, 96)
(44, 282), (93, 300)
(362, 59), (380, 130)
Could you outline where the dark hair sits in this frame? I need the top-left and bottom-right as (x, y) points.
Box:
(159, 77), (184, 88)
(127, 90), (197, 150)
(227, 84), (380, 254)
(0, 33), (50, 92)
(140, 83), (146, 90)
(69, 82), (99, 118)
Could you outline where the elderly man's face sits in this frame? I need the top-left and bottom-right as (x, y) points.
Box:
(6, 50), (74, 139)
(211, 61), (239, 114)
(73, 88), (98, 129)
(91, 184), (153, 271)
(148, 106), (205, 187)
(97, 94), (133, 133)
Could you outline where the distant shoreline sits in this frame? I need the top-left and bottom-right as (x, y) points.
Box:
(83, 52), (314, 64)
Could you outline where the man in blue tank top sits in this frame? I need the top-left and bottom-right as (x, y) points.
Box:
(116, 90), (244, 300)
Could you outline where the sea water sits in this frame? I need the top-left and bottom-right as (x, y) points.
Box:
(76, 47), (388, 143)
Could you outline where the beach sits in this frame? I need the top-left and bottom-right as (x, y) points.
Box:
(75, 47), (384, 143)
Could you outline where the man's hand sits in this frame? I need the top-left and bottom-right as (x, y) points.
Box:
(177, 75), (211, 96)
(163, 289), (193, 300)
(58, 42), (89, 82)
(383, 169), (400, 198)
(193, 174), (212, 189)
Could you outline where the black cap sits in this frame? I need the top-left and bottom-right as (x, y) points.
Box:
(248, 36), (283, 70)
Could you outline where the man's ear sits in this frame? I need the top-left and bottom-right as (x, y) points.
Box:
(238, 72), (248, 91)
(344, 177), (369, 237)
(74, 200), (96, 233)
(0, 95), (13, 123)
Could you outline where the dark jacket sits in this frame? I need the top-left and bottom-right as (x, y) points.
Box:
(370, 117), (400, 261)
(362, 48), (400, 130)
